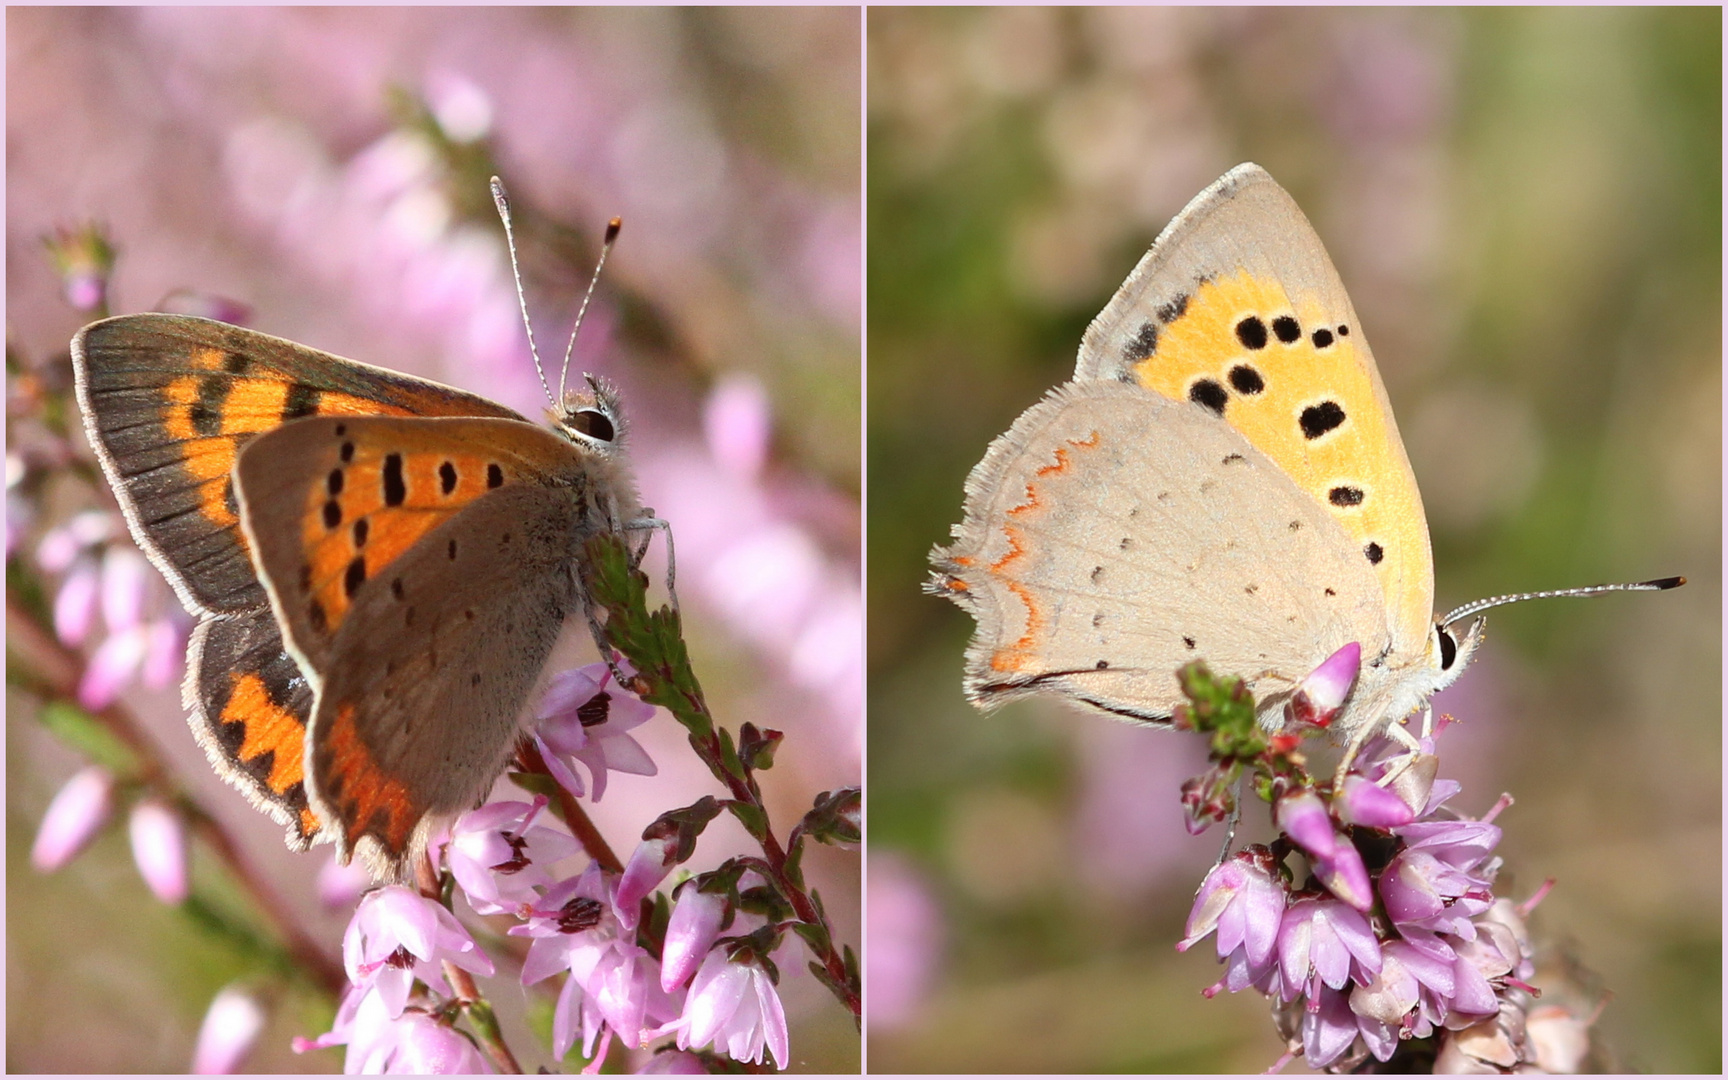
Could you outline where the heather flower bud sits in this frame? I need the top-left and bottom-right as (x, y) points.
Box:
(1286, 642), (1359, 728)
(32, 765), (114, 871)
(1335, 775), (1416, 828)
(129, 798), (189, 904)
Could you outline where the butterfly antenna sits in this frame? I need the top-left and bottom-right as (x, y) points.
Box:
(1441, 576), (1684, 627)
(491, 176), (555, 408)
(557, 216), (621, 404)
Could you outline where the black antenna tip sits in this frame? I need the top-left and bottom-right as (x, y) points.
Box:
(604, 218), (622, 243)
(1646, 575), (1685, 589)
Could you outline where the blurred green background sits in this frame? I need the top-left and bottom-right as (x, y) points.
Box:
(868, 7), (1719, 1073)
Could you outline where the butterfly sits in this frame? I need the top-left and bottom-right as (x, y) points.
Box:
(929, 163), (1679, 766)
(72, 288), (647, 881)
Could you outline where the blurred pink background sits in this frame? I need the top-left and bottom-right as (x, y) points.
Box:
(8, 7), (859, 1073)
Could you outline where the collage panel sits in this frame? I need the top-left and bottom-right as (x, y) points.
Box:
(8, 7), (859, 1074)
(868, 6), (1719, 1074)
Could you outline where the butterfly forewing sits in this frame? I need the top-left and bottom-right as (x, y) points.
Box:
(73, 314), (527, 616)
(1072, 164), (1434, 658)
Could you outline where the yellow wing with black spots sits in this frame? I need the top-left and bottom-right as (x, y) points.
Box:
(1075, 163), (1433, 657)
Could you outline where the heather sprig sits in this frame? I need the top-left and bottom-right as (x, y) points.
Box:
(1174, 653), (1593, 1073)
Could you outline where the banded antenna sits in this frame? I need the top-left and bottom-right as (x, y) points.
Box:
(1441, 576), (1684, 627)
(491, 175), (622, 407)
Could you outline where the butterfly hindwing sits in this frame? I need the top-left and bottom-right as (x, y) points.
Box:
(185, 607), (320, 848)
(1073, 164), (1434, 657)
(932, 380), (1388, 720)
(305, 483), (589, 879)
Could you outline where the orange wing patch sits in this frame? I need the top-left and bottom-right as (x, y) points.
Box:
(320, 703), (418, 854)
(222, 671), (309, 799)
(298, 435), (521, 640)
(984, 431), (1102, 674)
(1126, 270), (1430, 640)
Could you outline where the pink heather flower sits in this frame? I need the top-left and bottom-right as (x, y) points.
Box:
(659, 949), (790, 1068)
(1176, 846), (1285, 972)
(514, 864), (682, 1053)
(614, 834), (678, 930)
(1303, 983), (1393, 1069)
(387, 1011), (492, 1074)
(32, 765), (114, 870)
(129, 798), (188, 904)
(703, 375), (772, 480)
(1335, 774), (1417, 828)
(141, 617), (185, 690)
(343, 885), (494, 1016)
(52, 558), (101, 646)
(1287, 642), (1360, 728)
(661, 886), (727, 992)
(1274, 789), (1337, 858)
(100, 544), (150, 632)
(191, 984), (265, 1074)
(294, 984), (390, 1070)
(535, 663), (658, 802)
(79, 623), (150, 709)
(1312, 840), (1375, 913)
(444, 798), (580, 917)
(297, 984), (491, 1074)
(316, 853), (372, 911)
(1272, 894), (1381, 1004)
(35, 508), (117, 573)
(1380, 816), (1502, 950)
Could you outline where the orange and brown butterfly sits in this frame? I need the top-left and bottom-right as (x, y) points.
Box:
(71, 311), (642, 881)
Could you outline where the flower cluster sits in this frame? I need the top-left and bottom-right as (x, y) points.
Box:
(1173, 650), (1594, 1072)
(292, 662), (808, 1072)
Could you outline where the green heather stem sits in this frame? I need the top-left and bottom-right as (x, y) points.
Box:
(581, 533), (861, 1021)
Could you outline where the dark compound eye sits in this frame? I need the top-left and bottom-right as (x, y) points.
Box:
(1437, 626), (1458, 670)
(572, 410), (615, 442)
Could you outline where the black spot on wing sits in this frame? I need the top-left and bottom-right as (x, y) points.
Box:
(1300, 402), (1346, 439)
(382, 453), (406, 506)
(1272, 315), (1300, 343)
(1124, 322), (1159, 362)
(1189, 379), (1228, 416)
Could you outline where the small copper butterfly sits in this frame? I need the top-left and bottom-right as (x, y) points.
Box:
(930, 163), (1680, 764)
(71, 197), (650, 881)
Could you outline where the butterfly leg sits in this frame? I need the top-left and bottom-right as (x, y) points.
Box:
(1333, 717), (1423, 789)
(582, 599), (635, 690)
(622, 513), (678, 613)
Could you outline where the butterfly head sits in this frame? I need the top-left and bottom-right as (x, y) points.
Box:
(552, 374), (629, 457)
(1425, 614), (1483, 694)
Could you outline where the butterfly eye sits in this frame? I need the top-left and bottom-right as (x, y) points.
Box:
(1435, 625), (1458, 671)
(571, 410), (615, 443)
